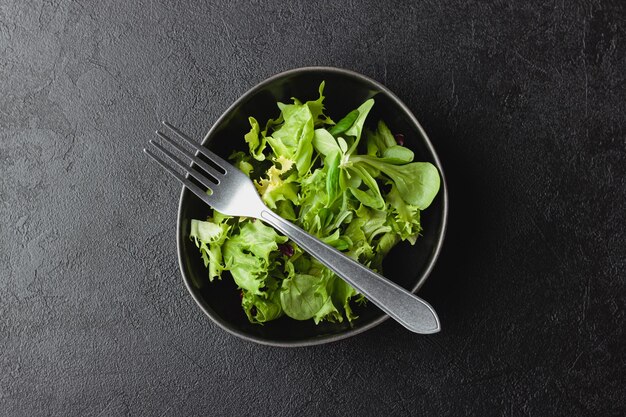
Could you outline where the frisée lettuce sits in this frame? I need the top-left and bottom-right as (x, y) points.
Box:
(189, 82), (440, 324)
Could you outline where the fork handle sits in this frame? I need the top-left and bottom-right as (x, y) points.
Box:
(259, 209), (440, 334)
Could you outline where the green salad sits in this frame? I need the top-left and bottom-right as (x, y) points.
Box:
(190, 82), (440, 325)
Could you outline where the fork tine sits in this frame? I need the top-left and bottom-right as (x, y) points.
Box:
(155, 130), (224, 181)
(161, 121), (230, 172)
(143, 148), (214, 205)
(148, 140), (216, 190)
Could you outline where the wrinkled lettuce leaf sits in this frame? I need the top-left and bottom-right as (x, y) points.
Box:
(254, 155), (299, 209)
(189, 215), (230, 280)
(223, 220), (287, 296)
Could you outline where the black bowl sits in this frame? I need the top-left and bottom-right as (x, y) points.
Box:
(177, 67), (448, 347)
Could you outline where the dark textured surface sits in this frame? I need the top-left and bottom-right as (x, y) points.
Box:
(1, 0), (624, 415)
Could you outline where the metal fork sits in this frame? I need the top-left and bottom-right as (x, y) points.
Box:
(144, 121), (440, 334)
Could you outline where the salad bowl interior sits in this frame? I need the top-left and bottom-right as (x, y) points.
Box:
(177, 67), (448, 347)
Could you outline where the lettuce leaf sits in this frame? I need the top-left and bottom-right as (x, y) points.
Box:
(242, 288), (283, 323)
(222, 220), (287, 294)
(243, 117), (266, 161)
(280, 273), (327, 320)
(254, 155), (299, 209)
(189, 216), (230, 281)
(352, 156), (440, 209)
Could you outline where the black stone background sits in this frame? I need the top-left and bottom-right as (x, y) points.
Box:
(1, 1), (625, 416)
